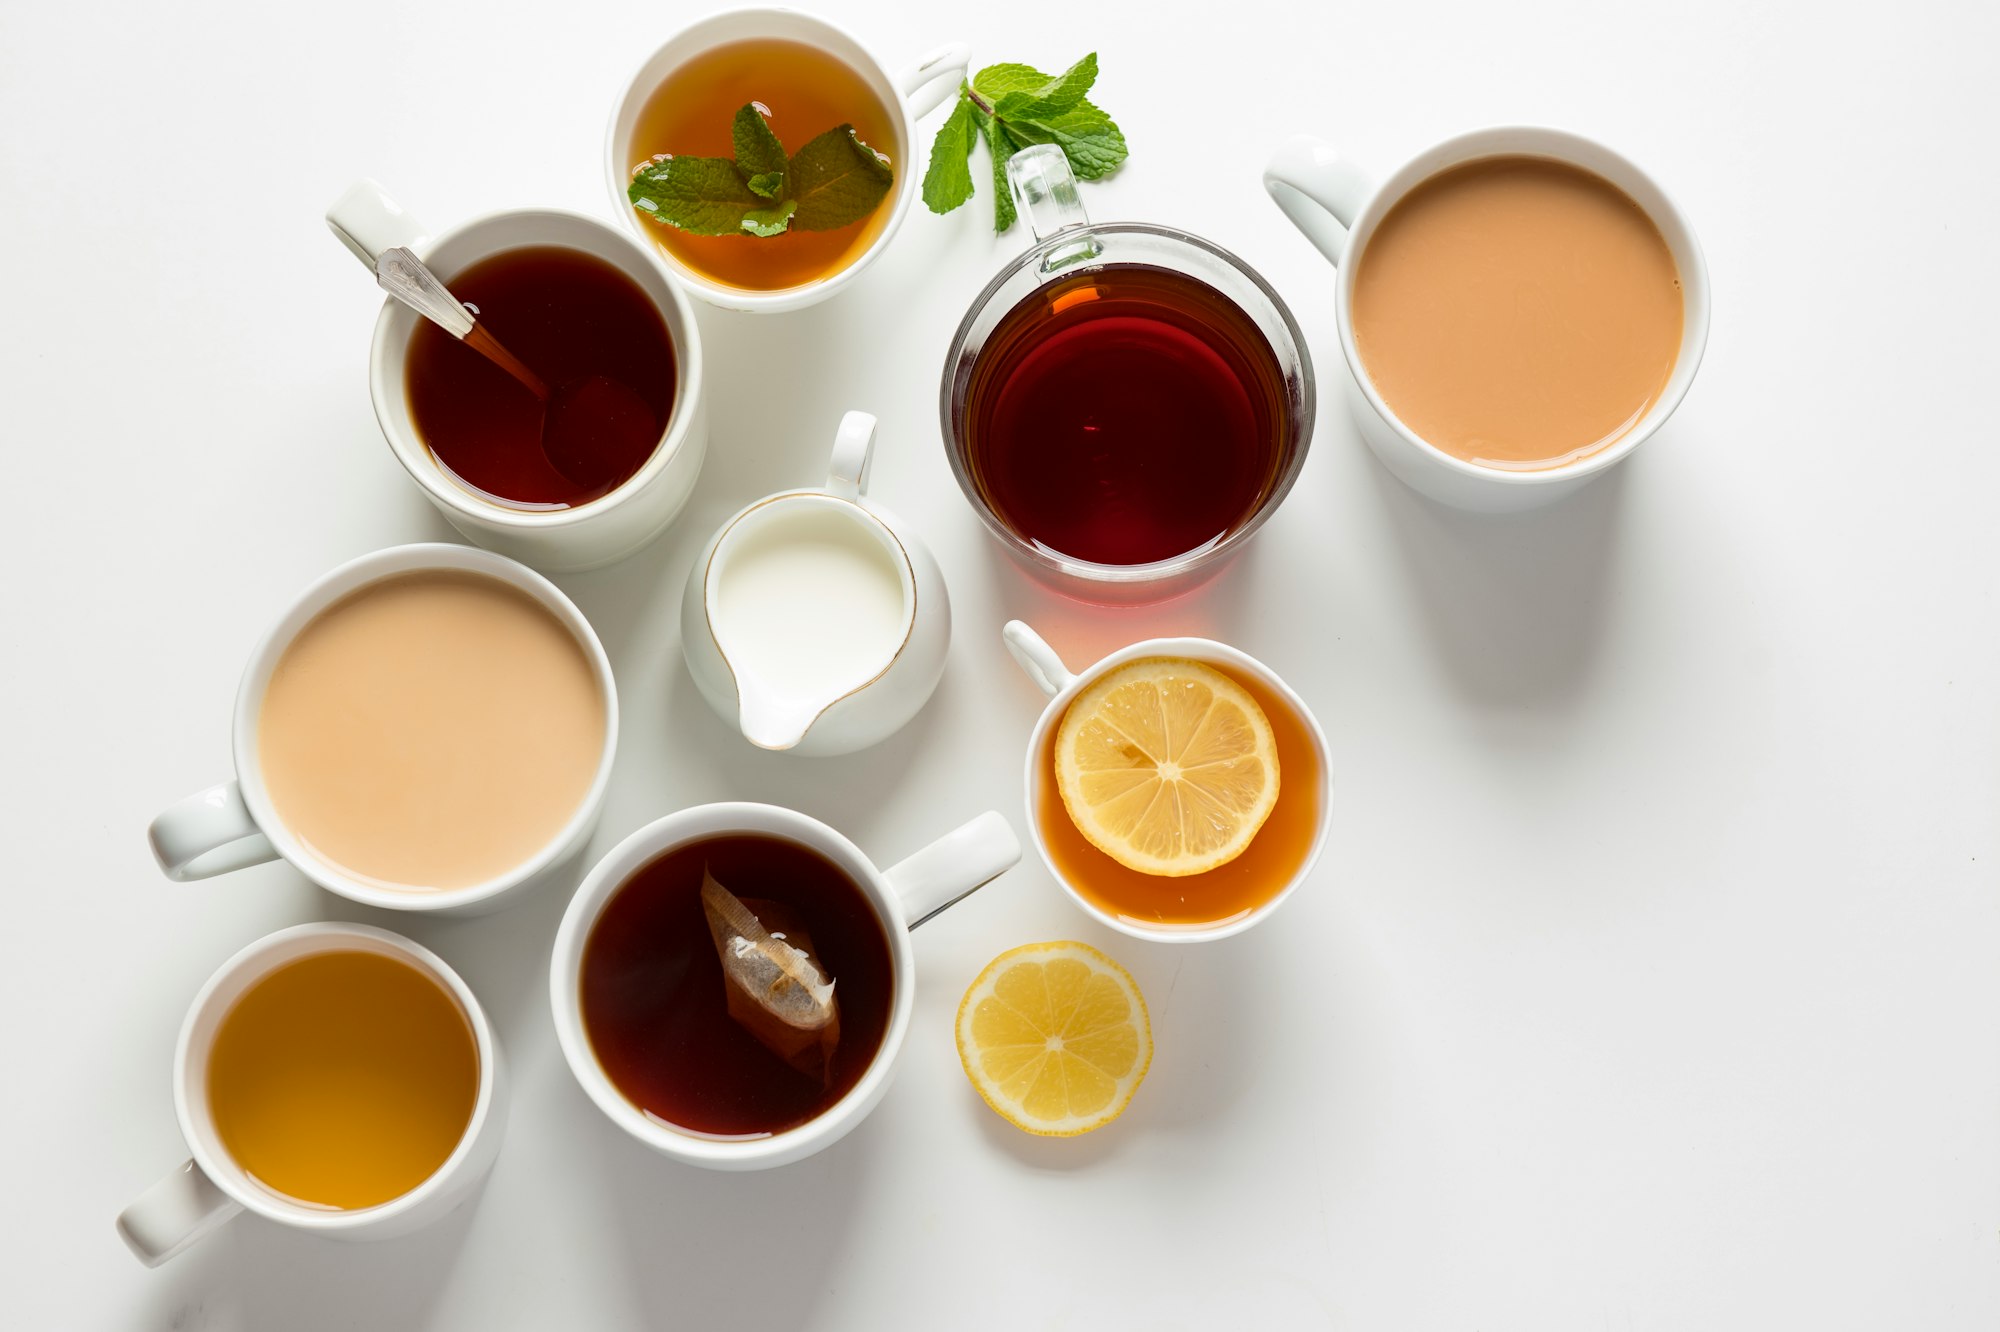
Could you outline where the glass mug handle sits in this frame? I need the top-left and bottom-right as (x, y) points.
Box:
(1005, 144), (1104, 279)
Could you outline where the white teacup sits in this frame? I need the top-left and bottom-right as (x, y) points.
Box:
(604, 9), (968, 313)
(147, 543), (618, 916)
(1263, 127), (1710, 513)
(680, 410), (950, 755)
(327, 181), (709, 572)
(116, 923), (506, 1267)
(1003, 621), (1333, 944)
(550, 802), (1020, 1170)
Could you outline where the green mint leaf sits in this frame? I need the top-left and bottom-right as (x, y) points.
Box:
(740, 199), (797, 237)
(628, 155), (766, 236)
(989, 53), (1097, 121)
(976, 111), (1022, 233)
(732, 104), (788, 190)
(970, 62), (1058, 100)
(922, 94), (979, 214)
(746, 171), (784, 199)
(1004, 101), (1128, 180)
(788, 126), (894, 231)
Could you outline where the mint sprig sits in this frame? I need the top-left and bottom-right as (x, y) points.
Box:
(629, 104), (892, 238)
(921, 53), (1127, 232)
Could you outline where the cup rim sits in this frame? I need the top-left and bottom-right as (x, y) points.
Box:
(1020, 636), (1333, 942)
(228, 542), (619, 912)
(173, 922), (499, 1231)
(1333, 124), (1711, 487)
(548, 801), (916, 1167)
(699, 491), (920, 750)
(940, 221), (1316, 585)
(601, 7), (922, 312)
(366, 206), (705, 531)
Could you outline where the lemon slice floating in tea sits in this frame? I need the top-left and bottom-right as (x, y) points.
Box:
(1054, 658), (1280, 877)
(956, 942), (1151, 1137)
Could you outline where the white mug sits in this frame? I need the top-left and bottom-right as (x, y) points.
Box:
(604, 9), (968, 313)
(550, 801), (1021, 1169)
(680, 409), (950, 755)
(116, 923), (506, 1267)
(147, 543), (619, 916)
(1263, 127), (1710, 512)
(1002, 621), (1333, 943)
(327, 181), (709, 572)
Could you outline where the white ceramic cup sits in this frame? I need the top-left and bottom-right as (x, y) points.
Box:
(1263, 127), (1711, 513)
(327, 180), (709, 572)
(604, 8), (968, 313)
(147, 543), (619, 916)
(116, 923), (506, 1267)
(680, 409), (950, 755)
(550, 801), (1020, 1170)
(1002, 621), (1333, 943)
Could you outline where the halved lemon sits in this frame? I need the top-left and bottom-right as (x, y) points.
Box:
(1054, 657), (1280, 877)
(956, 941), (1152, 1137)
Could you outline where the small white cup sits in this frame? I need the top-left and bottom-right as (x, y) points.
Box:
(1263, 127), (1710, 513)
(680, 410), (951, 755)
(327, 181), (709, 572)
(116, 923), (506, 1267)
(147, 543), (619, 916)
(604, 9), (968, 313)
(1002, 621), (1333, 944)
(550, 801), (1020, 1170)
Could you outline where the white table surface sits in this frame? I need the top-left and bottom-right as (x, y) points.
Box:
(6, 0), (1998, 1326)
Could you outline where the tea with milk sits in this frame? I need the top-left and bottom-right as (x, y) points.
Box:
(257, 570), (604, 890)
(1352, 156), (1682, 470)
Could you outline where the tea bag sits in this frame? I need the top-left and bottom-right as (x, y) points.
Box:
(700, 868), (841, 1084)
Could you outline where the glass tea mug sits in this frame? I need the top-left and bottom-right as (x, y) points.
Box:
(939, 145), (1315, 604)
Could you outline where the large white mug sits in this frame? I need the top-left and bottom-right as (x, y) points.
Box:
(1002, 621), (1333, 944)
(327, 181), (709, 572)
(116, 923), (506, 1267)
(605, 8), (968, 313)
(550, 802), (1020, 1169)
(1263, 127), (1710, 512)
(147, 543), (619, 916)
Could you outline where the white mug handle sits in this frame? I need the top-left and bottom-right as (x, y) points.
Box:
(896, 43), (971, 120)
(149, 781), (278, 881)
(116, 1160), (243, 1267)
(1002, 620), (1077, 698)
(886, 811), (1021, 927)
(325, 178), (429, 269)
(826, 410), (878, 501)
(1262, 134), (1377, 267)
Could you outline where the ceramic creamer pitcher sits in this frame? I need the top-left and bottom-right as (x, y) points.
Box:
(681, 411), (949, 756)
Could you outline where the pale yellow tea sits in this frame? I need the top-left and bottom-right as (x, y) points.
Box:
(208, 950), (478, 1210)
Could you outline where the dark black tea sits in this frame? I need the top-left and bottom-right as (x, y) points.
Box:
(579, 834), (894, 1138)
(959, 264), (1292, 568)
(404, 245), (676, 510)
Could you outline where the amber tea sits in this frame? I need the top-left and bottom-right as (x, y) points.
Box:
(1039, 662), (1323, 931)
(207, 950), (479, 1210)
(580, 834), (894, 1137)
(624, 38), (901, 291)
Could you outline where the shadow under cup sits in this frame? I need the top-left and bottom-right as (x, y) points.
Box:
(941, 224), (1315, 604)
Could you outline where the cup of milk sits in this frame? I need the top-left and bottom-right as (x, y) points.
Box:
(680, 411), (951, 756)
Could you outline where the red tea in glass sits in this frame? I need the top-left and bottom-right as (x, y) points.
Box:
(959, 264), (1294, 569)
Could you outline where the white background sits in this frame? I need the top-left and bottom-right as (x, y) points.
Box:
(3, 0), (1997, 1326)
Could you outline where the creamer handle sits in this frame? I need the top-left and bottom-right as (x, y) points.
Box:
(827, 410), (878, 501)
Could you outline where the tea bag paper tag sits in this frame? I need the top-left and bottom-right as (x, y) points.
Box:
(700, 868), (841, 1083)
